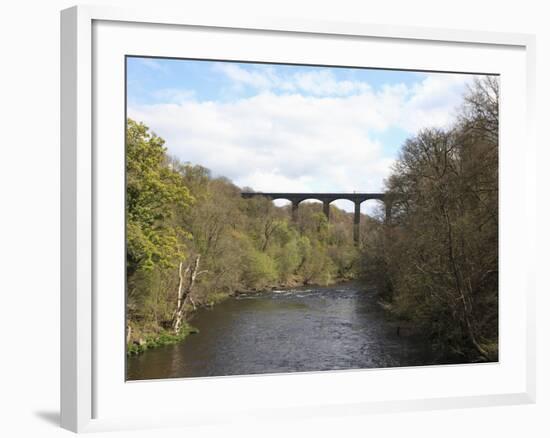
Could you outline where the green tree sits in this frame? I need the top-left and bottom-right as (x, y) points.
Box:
(241, 247), (278, 290)
(126, 119), (193, 275)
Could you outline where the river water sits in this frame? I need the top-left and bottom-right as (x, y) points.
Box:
(126, 282), (439, 380)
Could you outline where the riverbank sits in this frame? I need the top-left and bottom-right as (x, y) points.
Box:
(127, 276), (355, 357)
(126, 322), (199, 356)
(374, 293), (497, 363)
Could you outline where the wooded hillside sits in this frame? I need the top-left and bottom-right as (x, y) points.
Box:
(126, 120), (364, 352)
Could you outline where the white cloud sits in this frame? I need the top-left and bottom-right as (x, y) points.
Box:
(291, 70), (372, 96)
(214, 63), (374, 96)
(399, 73), (471, 132)
(151, 88), (195, 104)
(128, 72), (475, 212)
(214, 63), (276, 90)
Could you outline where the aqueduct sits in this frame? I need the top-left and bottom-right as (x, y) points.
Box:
(241, 192), (391, 244)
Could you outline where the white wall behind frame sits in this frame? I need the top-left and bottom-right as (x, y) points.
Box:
(0, 1), (546, 438)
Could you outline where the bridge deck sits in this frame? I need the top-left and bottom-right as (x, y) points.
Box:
(241, 192), (385, 203)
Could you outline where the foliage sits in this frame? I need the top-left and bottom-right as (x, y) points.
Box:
(126, 119), (193, 275)
(127, 323), (199, 356)
(126, 119), (360, 354)
(360, 77), (499, 361)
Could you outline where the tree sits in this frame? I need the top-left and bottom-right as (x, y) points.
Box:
(126, 119), (193, 276)
(361, 77), (499, 361)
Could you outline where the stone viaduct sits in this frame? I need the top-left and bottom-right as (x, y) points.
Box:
(241, 192), (390, 244)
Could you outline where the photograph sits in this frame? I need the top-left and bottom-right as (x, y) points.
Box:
(124, 56), (499, 380)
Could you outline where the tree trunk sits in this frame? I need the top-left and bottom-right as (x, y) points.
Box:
(172, 259), (193, 334)
(443, 206), (489, 360)
(172, 255), (207, 333)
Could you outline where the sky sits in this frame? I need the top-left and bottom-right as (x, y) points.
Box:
(127, 57), (481, 213)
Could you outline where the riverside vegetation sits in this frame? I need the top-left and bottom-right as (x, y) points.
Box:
(126, 118), (363, 354)
(126, 76), (498, 363)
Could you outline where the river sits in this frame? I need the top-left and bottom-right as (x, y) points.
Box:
(126, 282), (439, 380)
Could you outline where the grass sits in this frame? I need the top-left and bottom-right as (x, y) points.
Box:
(127, 323), (199, 356)
(205, 291), (230, 306)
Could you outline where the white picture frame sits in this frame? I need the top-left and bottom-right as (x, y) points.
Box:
(60, 4), (536, 433)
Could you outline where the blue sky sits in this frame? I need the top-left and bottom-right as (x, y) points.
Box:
(127, 57), (479, 213)
(127, 57), (425, 105)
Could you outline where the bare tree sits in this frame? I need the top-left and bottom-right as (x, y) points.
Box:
(172, 255), (208, 334)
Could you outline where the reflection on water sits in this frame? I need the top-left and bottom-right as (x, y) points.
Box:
(126, 282), (441, 380)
